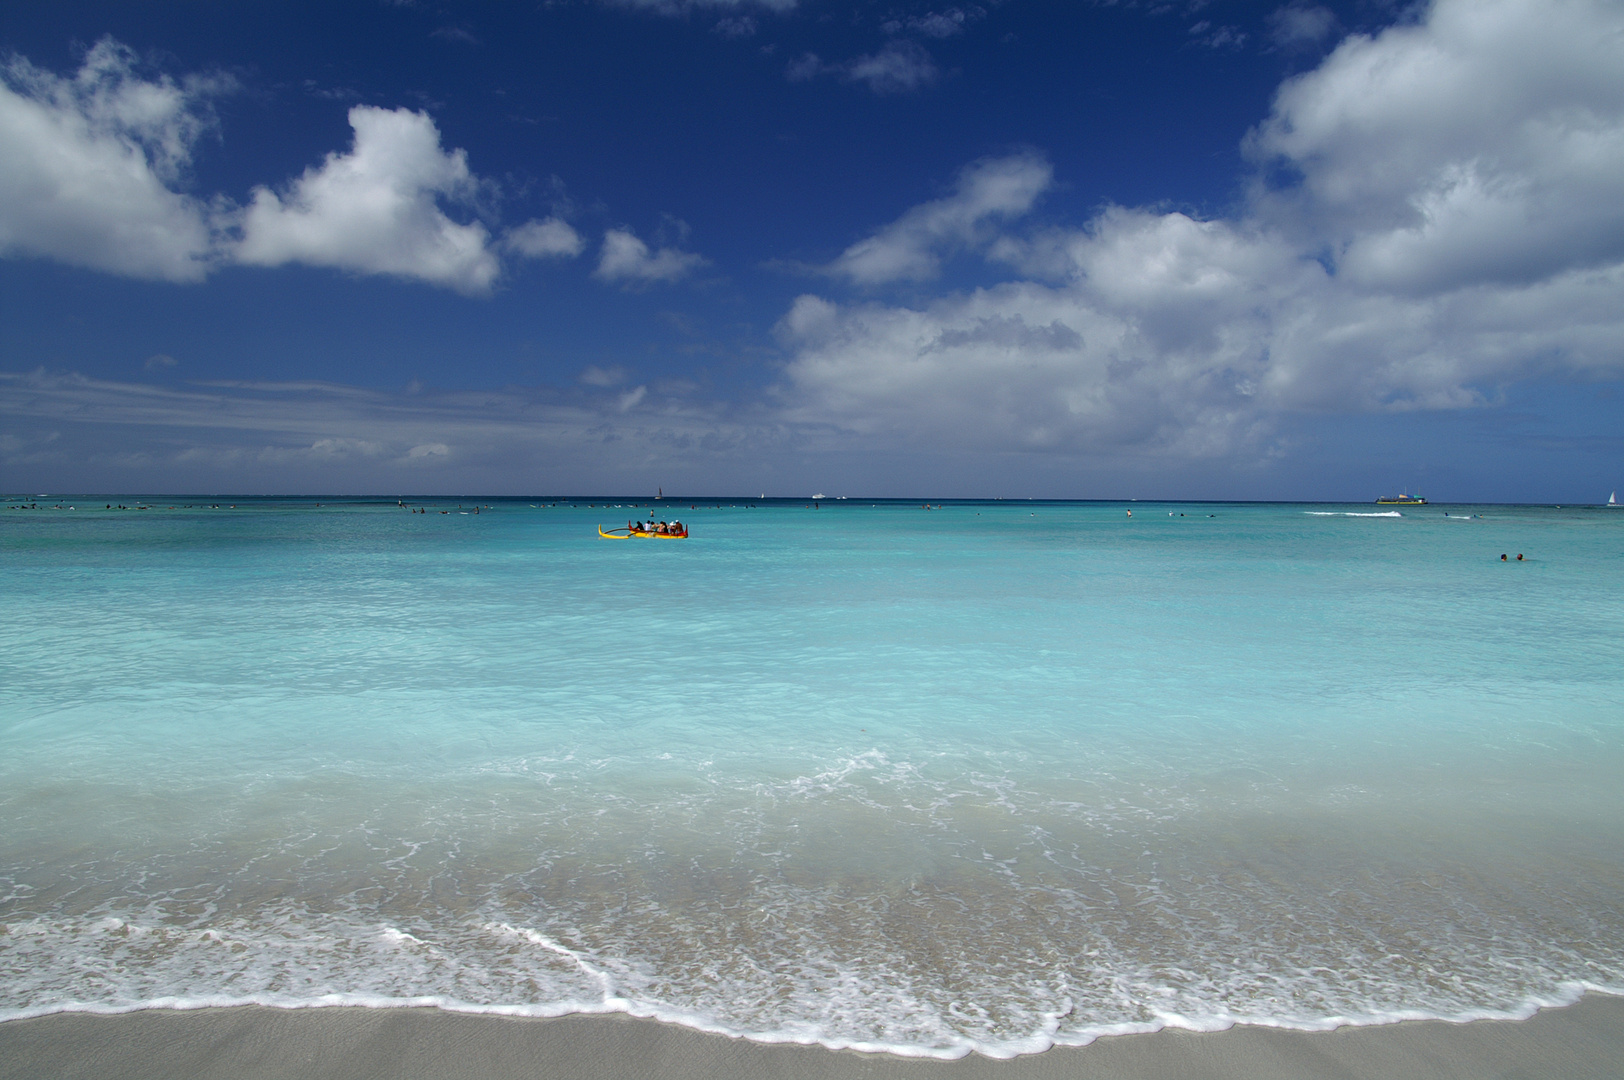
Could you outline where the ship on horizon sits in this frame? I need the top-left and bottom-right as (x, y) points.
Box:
(1376, 492), (1427, 506)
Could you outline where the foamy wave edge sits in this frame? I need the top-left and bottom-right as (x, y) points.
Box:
(3, 981), (1619, 1060)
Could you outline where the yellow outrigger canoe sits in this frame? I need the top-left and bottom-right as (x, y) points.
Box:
(599, 525), (689, 539)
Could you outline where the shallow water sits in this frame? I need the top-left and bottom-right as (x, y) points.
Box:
(3, 497), (1622, 1055)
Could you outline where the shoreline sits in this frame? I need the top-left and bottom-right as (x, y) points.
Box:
(2, 994), (1622, 1080)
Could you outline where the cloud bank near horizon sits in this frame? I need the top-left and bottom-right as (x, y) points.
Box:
(0, 367), (784, 494)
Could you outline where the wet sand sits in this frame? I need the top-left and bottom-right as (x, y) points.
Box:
(2, 994), (1621, 1080)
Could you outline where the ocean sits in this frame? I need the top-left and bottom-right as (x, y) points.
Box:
(3, 496), (1622, 1057)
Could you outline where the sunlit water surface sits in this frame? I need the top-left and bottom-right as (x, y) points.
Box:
(3, 497), (1622, 1056)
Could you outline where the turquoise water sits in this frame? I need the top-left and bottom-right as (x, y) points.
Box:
(3, 497), (1622, 1055)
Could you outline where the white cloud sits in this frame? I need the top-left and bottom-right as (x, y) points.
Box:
(776, 0), (1624, 463)
(0, 38), (229, 281)
(883, 8), (985, 39)
(780, 213), (1309, 459)
(594, 227), (707, 284)
(1250, 0), (1624, 295)
(785, 53), (826, 82)
(713, 16), (758, 38)
(845, 42), (940, 94)
(1195, 25), (1248, 51)
(1266, 4), (1337, 48)
(0, 41), (579, 295)
(233, 106), (501, 294)
(825, 152), (1052, 283)
(302, 437), (387, 459)
(785, 41), (941, 95)
(505, 216), (584, 259)
(430, 26), (480, 45)
(579, 364), (627, 386)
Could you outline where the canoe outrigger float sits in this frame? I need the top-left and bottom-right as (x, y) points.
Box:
(599, 523), (688, 539)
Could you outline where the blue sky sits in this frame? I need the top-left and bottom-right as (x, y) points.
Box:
(1, 0), (1620, 499)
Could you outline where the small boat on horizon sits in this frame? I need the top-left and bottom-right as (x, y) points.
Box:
(1609, 491), (1618, 507)
(1376, 492), (1427, 506)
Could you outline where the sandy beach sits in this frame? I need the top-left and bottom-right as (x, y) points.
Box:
(2, 994), (1621, 1080)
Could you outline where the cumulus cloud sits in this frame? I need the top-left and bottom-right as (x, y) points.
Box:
(0, 40), (590, 294)
(1250, 0), (1624, 296)
(776, 0), (1624, 462)
(595, 227), (708, 284)
(233, 106), (501, 294)
(825, 152), (1053, 283)
(505, 216), (584, 259)
(781, 213), (1311, 458)
(0, 38), (229, 281)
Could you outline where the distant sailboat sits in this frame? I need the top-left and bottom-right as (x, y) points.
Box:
(1610, 491), (1618, 507)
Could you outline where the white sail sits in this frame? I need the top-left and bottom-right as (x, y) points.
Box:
(1610, 491), (1618, 506)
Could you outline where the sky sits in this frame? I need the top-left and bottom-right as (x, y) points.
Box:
(1, 0), (1621, 500)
